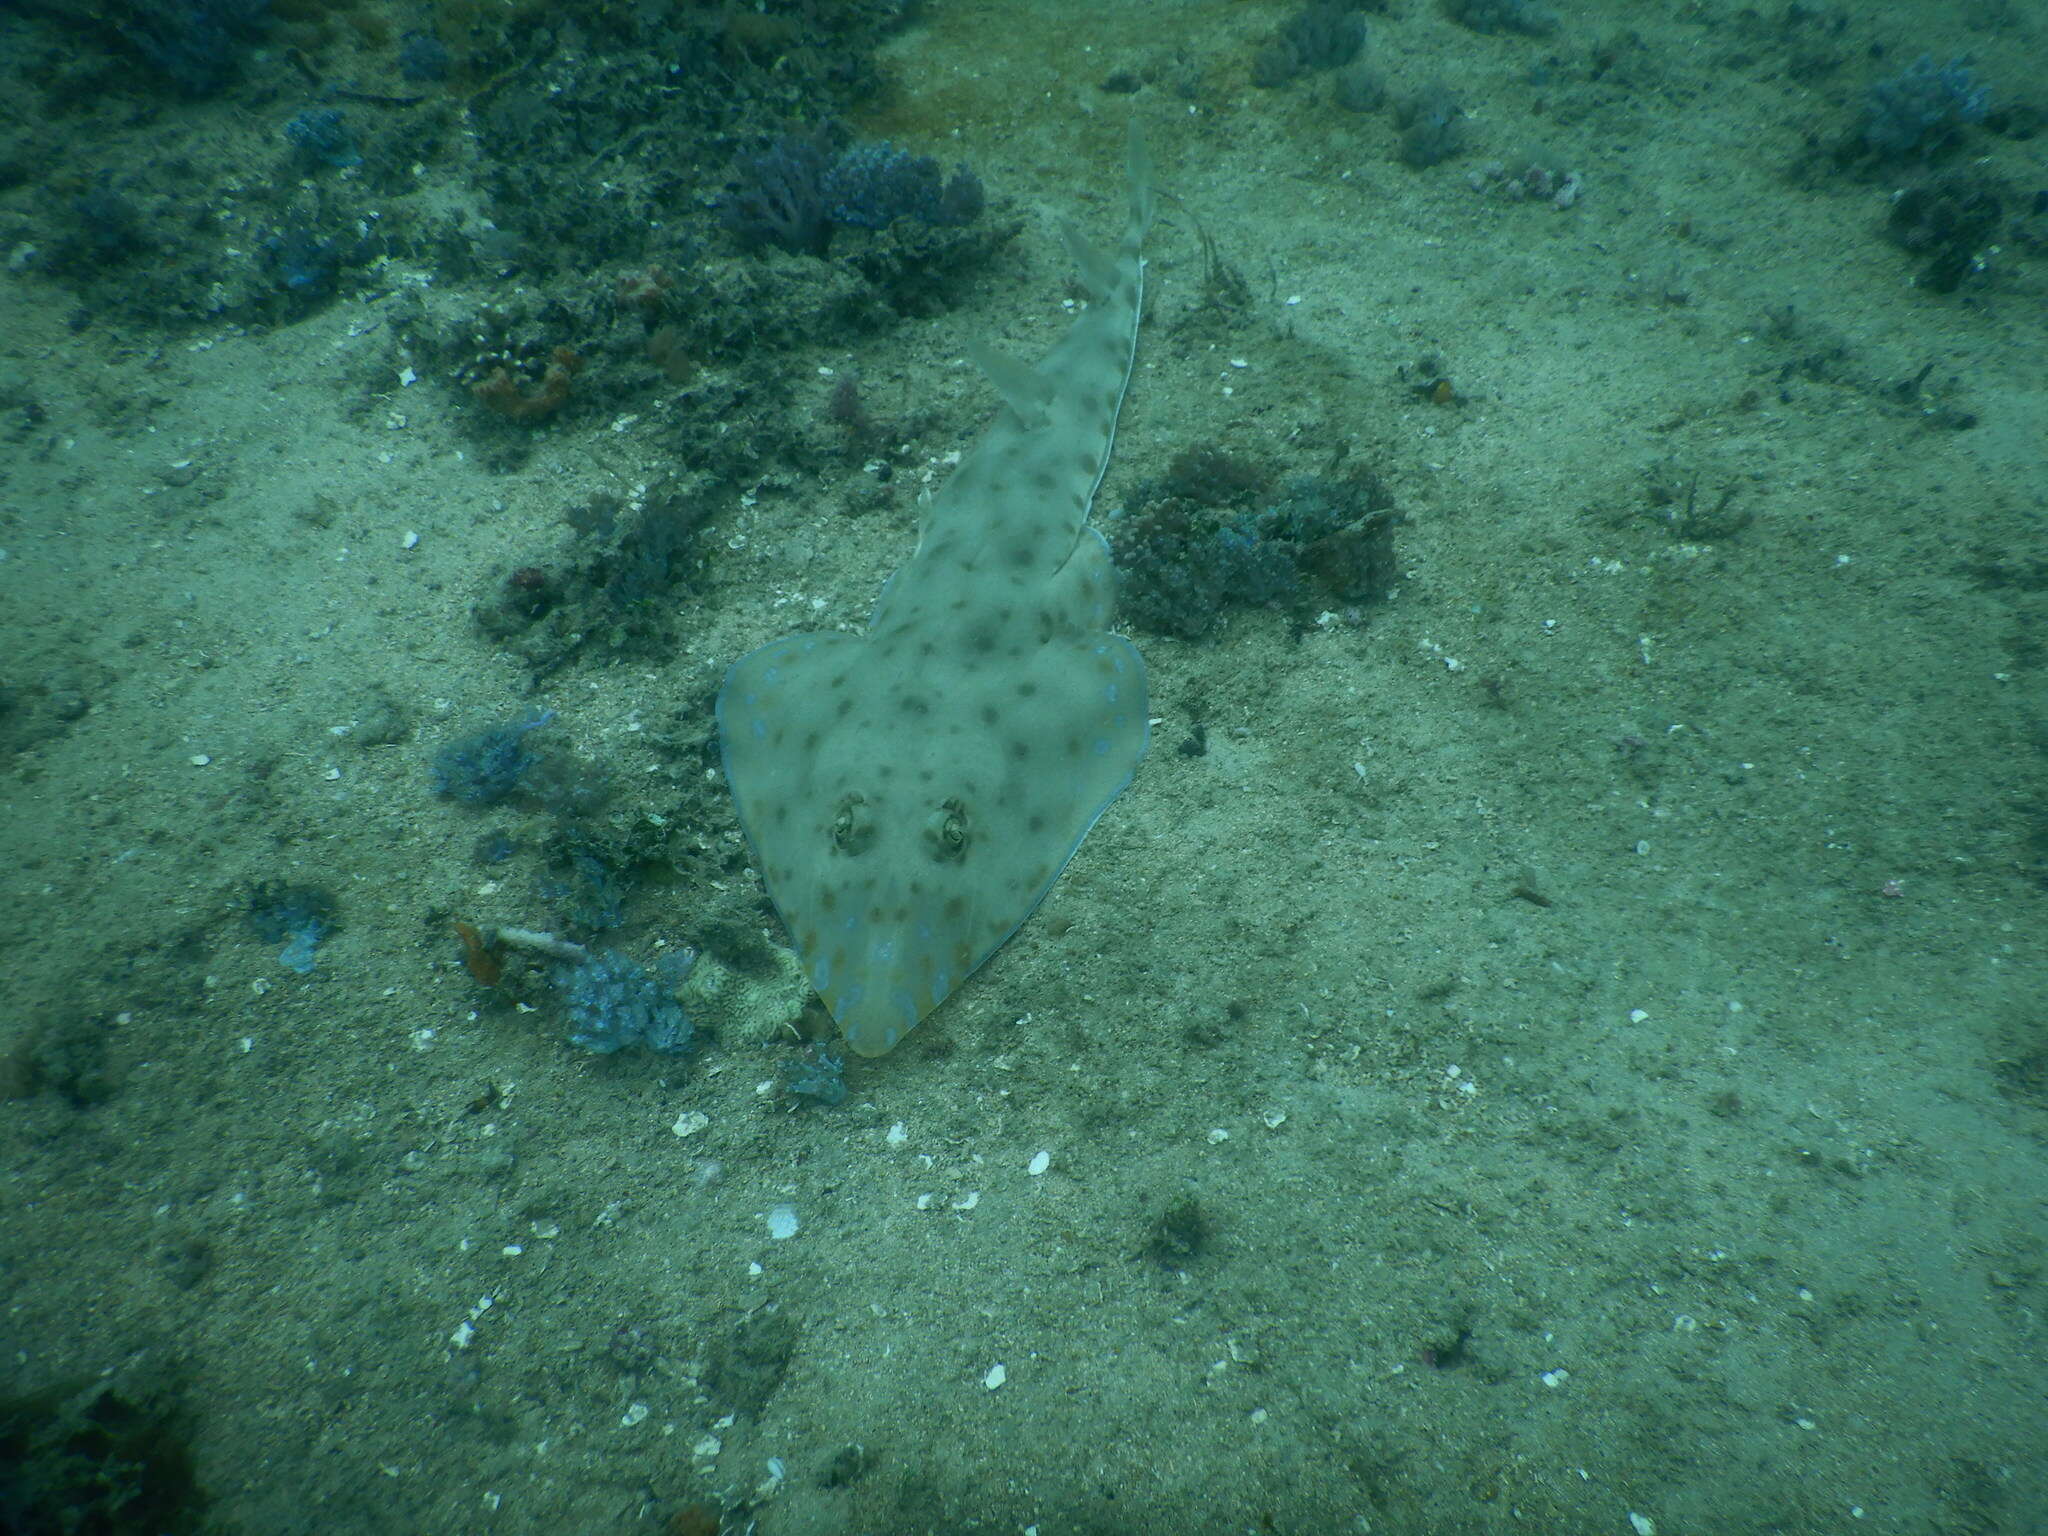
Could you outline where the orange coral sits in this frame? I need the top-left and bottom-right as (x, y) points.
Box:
(472, 346), (583, 421)
(452, 920), (502, 986)
(613, 263), (671, 321)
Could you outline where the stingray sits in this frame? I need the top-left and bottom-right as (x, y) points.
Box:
(716, 129), (1156, 1056)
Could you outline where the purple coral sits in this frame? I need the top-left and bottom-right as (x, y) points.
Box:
(720, 130), (836, 256)
(721, 131), (984, 256)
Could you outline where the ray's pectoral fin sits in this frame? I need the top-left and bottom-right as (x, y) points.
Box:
(716, 629), (862, 884)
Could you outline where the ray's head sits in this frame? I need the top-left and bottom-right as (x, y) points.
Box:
(779, 776), (1016, 1058)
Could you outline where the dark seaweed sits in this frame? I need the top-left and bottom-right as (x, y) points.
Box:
(1253, 2), (1368, 89)
(722, 130), (985, 255)
(70, 182), (143, 265)
(246, 880), (336, 973)
(430, 710), (554, 804)
(1861, 55), (1989, 159)
(1111, 473), (1398, 640)
(1443, 0), (1557, 38)
(1397, 84), (1467, 167)
(283, 108), (361, 170)
(559, 949), (699, 1056)
(721, 129), (837, 256)
(777, 1043), (848, 1107)
(0, 1379), (207, 1535)
(111, 0), (270, 96)
(1885, 175), (2001, 291)
(824, 142), (983, 230)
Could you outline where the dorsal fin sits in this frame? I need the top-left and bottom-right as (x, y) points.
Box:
(1061, 222), (1119, 301)
(964, 338), (1055, 423)
(1126, 120), (1156, 236)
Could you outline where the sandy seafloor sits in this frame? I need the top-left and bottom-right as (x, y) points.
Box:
(2, 0), (2045, 1532)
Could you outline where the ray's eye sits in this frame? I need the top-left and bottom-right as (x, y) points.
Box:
(924, 798), (970, 863)
(832, 794), (876, 855)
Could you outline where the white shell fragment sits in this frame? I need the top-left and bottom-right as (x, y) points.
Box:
(1027, 1150), (1051, 1177)
(672, 1110), (710, 1138)
(766, 1204), (799, 1240)
(983, 1362), (1007, 1390)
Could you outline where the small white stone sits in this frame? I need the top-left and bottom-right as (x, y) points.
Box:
(765, 1204), (799, 1240)
(887, 1121), (909, 1145)
(692, 1434), (721, 1458)
(402, 529), (420, 549)
(1207, 1128), (1230, 1144)
(1540, 1368), (1569, 1388)
(1629, 1009), (1650, 1024)
(672, 1110), (710, 1138)
(620, 1402), (649, 1428)
(189, 753), (211, 766)
(1027, 1150), (1050, 1177)
(398, 365), (417, 386)
(1629, 1514), (1655, 1536)
(983, 1362), (1006, 1390)
(950, 1190), (980, 1211)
